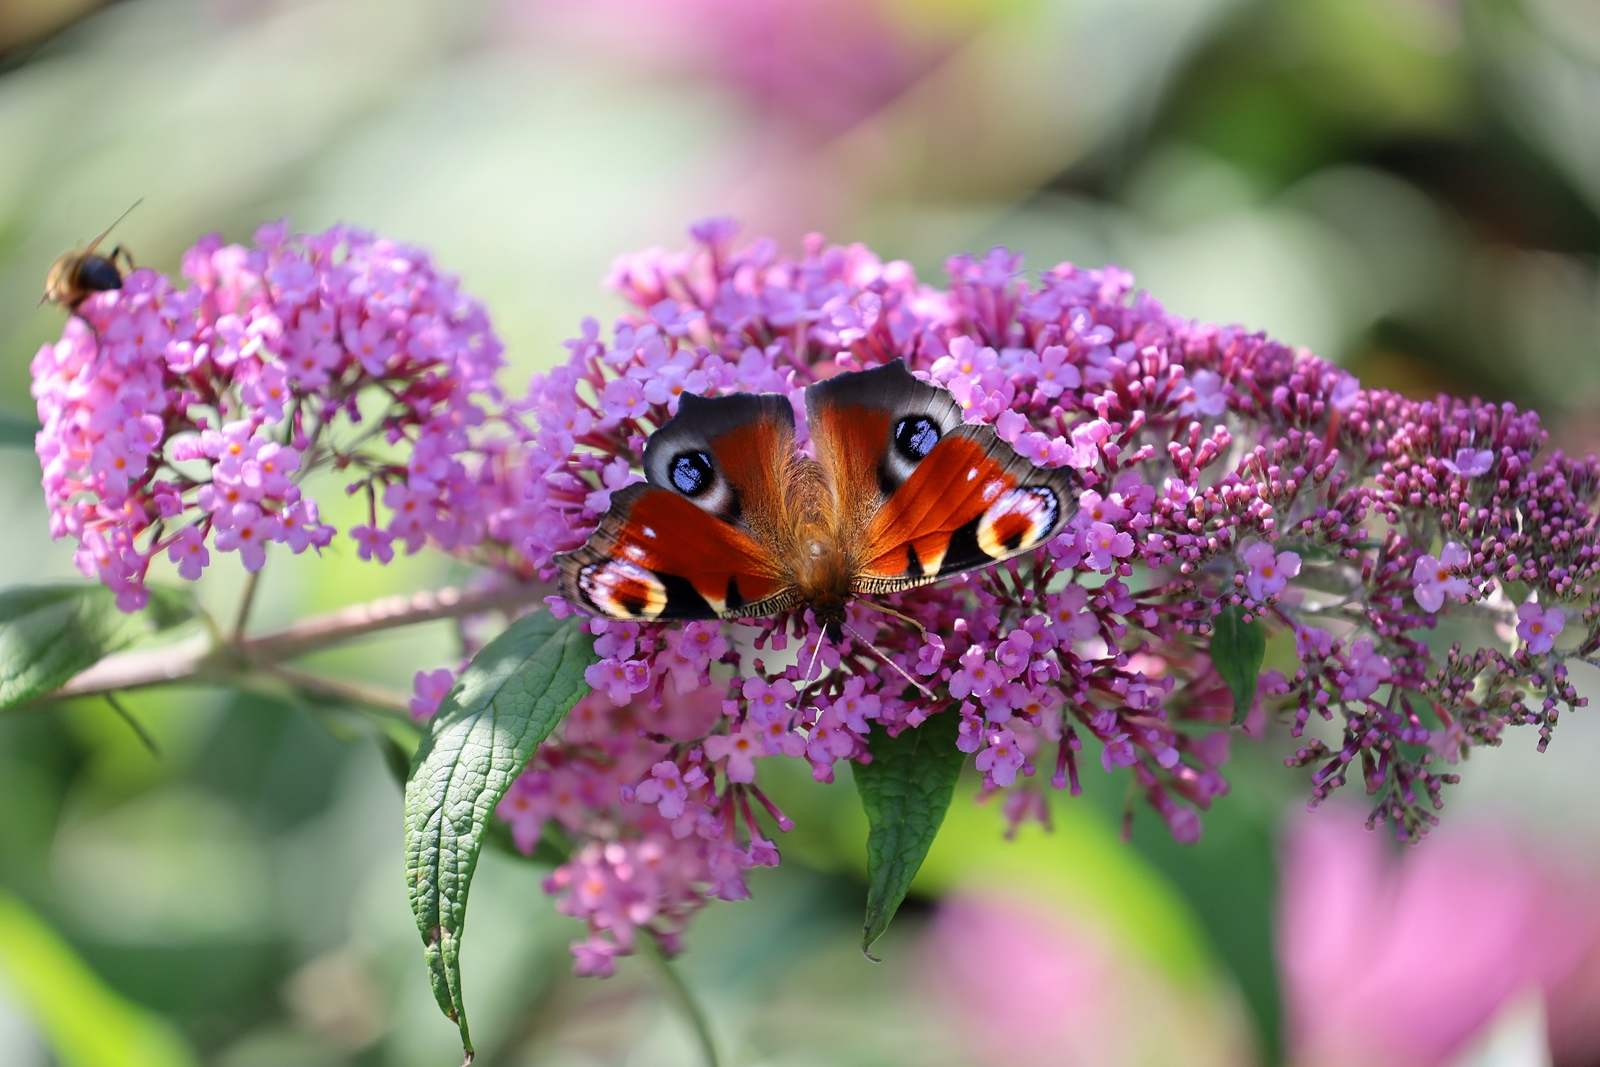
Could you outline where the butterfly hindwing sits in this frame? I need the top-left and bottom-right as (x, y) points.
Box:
(556, 484), (798, 620)
(806, 361), (1075, 594)
(556, 391), (801, 620)
(854, 427), (1074, 590)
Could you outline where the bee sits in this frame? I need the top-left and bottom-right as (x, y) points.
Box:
(41, 199), (143, 314)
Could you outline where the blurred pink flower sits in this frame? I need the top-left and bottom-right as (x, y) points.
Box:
(924, 892), (1133, 1067)
(408, 667), (456, 722)
(1279, 808), (1600, 1067)
(514, 0), (965, 138)
(923, 884), (1250, 1066)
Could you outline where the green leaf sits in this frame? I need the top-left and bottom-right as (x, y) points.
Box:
(403, 611), (597, 1061)
(853, 710), (966, 959)
(1210, 604), (1266, 725)
(0, 583), (197, 709)
(0, 887), (198, 1067)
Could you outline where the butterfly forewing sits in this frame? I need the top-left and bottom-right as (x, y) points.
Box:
(642, 391), (795, 532)
(556, 391), (803, 621)
(806, 361), (1076, 593)
(852, 425), (1073, 591)
(806, 360), (965, 525)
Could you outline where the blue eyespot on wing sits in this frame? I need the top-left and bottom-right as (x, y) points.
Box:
(803, 361), (1077, 592)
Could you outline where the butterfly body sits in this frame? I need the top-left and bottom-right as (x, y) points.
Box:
(776, 459), (850, 617)
(557, 360), (1075, 638)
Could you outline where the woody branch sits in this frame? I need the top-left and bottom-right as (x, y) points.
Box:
(52, 579), (554, 702)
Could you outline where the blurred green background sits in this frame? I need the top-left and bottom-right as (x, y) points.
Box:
(4, 0), (1600, 1064)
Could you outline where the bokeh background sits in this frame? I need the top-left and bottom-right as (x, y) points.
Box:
(4, 0), (1600, 1064)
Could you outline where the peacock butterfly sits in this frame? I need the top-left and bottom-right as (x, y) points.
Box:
(555, 360), (1077, 639)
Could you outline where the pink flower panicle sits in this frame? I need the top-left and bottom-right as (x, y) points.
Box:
(497, 683), (788, 973)
(44, 217), (1600, 975)
(34, 221), (512, 610)
(497, 218), (1600, 971)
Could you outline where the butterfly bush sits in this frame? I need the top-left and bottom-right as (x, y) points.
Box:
(495, 219), (1598, 970)
(32, 221), (513, 609)
(40, 219), (1600, 976)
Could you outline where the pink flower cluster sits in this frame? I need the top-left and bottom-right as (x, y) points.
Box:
(41, 217), (1600, 975)
(1260, 387), (1599, 837)
(494, 219), (1600, 968)
(33, 222), (509, 609)
(495, 680), (789, 975)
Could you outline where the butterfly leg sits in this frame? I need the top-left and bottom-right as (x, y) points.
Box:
(855, 598), (927, 636)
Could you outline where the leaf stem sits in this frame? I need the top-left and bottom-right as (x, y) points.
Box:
(242, 580), (554, 663)
(101, 693), (159, 755)
(639, 931), (720, 1067)
(232, 567), (263, 642)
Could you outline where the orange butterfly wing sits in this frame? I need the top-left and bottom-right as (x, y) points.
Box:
(806, 361), (1075, 594)
(555, 393), (801, 621)
(557, 485), (794, 619)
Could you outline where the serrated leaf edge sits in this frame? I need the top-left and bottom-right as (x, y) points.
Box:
(402, 613), (596, 1061)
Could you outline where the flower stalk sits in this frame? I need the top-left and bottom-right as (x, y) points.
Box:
(639, 931), (721, 1067)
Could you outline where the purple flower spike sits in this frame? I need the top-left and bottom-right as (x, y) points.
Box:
(35, 223), (513, 606)
(490, 219), (1600, 971)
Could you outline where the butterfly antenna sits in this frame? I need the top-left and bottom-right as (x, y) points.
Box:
(791, 618), (830, 710)
(804, 628), (826, 683)
(843, 623), (934, 699)
(85, 198), (144, 254)
(856, 598), (926, 636)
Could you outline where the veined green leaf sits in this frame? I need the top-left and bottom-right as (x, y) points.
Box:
(1210, 604), (1266, 725)
(853, 710), (965, 958)
(403, 611), (596, 1062)
(0, 583), (197, 709)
